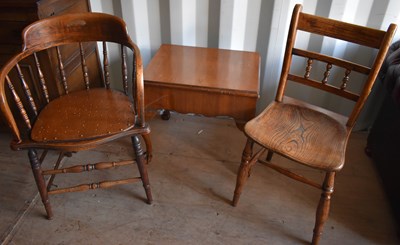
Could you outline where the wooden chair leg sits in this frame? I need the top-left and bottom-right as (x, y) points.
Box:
(132, 135), (153, 204)
(28, 149), (53, 219)
(312, 171), (335, 245)
(232, 138), (254, 206)
(142, 133), (153, 163)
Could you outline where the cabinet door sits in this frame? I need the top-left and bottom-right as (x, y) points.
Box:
(37, 0), (103, 96)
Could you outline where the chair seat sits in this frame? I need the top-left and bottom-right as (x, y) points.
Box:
(31, 88), (135, 143)
(245, 98), (350, 171)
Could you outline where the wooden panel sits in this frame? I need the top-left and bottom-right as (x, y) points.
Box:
(38, 0), (101, 96)
(37, 0), (91, 19)
(144, 83), (258, 123)
(64, 50), (104, 92)
(298, 13), (386, 49)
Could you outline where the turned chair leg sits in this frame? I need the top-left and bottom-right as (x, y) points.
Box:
(312, 171), (335, 245)
(232, 138), (255, 206)
(28, 149), (53, 219)
(132, 135), (153, 204)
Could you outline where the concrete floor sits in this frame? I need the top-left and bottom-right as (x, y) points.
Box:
(0, 112), (399, 244)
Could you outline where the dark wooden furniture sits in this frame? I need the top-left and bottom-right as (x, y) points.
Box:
(0, 0), (101, 127)
(232, 4), (397, 244)
(0, 13), (153, 219)
(144, 44), (260, 129)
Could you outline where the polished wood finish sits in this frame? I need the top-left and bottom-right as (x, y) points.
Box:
(31, 89), (135, 142)
(246, 97), (349, 171)
(0, 13), (153, 219)
(232, 4), (397, 244)
(144, 44), (260, 127)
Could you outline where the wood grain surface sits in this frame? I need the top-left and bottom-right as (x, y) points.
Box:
(144, 44), (260, 125)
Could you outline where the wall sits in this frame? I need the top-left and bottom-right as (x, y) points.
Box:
(90, 0), (400, 130)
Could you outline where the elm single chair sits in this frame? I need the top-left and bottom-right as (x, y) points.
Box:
(0, 13), (153, 219)
(232, 4), (396, 244)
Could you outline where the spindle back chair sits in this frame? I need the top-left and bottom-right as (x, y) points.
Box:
(232, 4), (396, 244)
(0, 13), (153, 219)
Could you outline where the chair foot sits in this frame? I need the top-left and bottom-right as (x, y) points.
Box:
(28, 149), (53, 219)
(232, 139), (255, 206)
(132, 135), (153, 204)
(312, 172), (335, 245)
(232, 156), (259, 207)
(232, 163), (248, 207)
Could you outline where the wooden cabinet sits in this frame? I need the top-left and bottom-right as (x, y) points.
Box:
(0, 0), (102, 129)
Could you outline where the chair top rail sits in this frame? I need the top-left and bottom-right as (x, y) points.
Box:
(298, 12), (387, 49)
(22, 13), (133, 51)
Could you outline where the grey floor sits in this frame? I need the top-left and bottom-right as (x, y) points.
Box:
(0, 112), (399, 244)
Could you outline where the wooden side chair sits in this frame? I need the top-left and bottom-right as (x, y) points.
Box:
(232, 4), (396, 244)
(0, 13), (153, 219)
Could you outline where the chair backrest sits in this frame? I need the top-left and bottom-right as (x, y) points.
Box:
(276, 4), (397, 128)
(0, 13), (145, 142)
